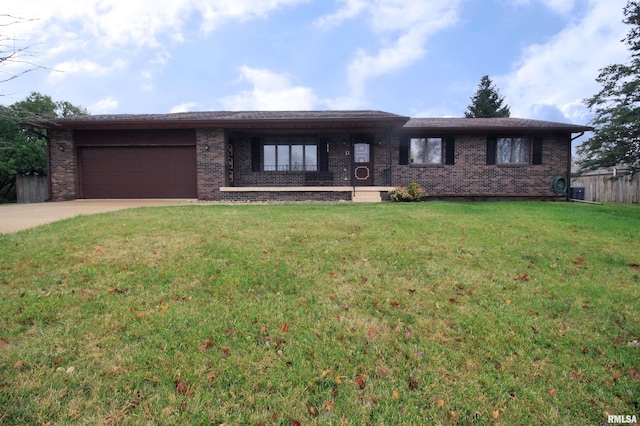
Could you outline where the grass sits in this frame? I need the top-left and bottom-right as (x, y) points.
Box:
(0, 201), (639, 425)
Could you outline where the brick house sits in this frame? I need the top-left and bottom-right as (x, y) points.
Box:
(35, 110), (591, 202)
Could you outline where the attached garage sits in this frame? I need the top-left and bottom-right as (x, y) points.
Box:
(75, 129), (197, 199)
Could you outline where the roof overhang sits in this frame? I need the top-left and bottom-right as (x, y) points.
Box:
(401, 117), (593, 134)
(30, 110), (411, 133)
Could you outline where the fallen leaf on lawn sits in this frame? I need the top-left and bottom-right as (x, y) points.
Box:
(198, 341), (213, 352)
(66, 367), (75, 375)
(393, 390), (400, 399)
(550, 264), (557, 269)
(367, 328), (377, 336)
(0, 339), (7, 348)
(207, 373), (216, 381)
(517, 273), (529, 281)
(573, 257), (584, 264)
(307, 404), (318, 417)
(437, 399), (445, 408)
(136, 312), (144, 318)
(13, 360), (24, 369)
(325, 400), (335, 411)
(390, 301), (399, 307)
(328, 294), (335, 299)
(629, 367), (640, 381)
(548, 388), (557, 396)
(506, 299), (512, 305)
(335, 376), (342, 384)
(290, 420), (301, 426)
(175, 381), (188, 394)
(54, 357), (63, 364)
(409, 376), (419, 390)
(321, 368), (332, 378)
(355, 373), (365, 389)
(628, 339), (639, 348)
(160, 304), (169, 313)
(450, 411), (457, 423)
(493, 410), (500, 420)
(281, 323), (288, 333)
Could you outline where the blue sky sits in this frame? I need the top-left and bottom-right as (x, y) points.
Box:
(0, 0), (630, 129)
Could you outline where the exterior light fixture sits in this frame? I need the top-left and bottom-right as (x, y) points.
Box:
(204, 145), (210, 151)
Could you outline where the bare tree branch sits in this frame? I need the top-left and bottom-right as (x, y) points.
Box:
(0, 15), (49, 91)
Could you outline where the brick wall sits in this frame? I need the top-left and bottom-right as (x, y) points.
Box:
(46, 127), (571, 202)
(48, 130), (76, 201)
(392, 134), (570, 198)
(219, 191), (351, 202)
(196, 128), (226, 200)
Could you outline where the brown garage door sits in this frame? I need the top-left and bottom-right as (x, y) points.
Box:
(79, 146), (197, 198)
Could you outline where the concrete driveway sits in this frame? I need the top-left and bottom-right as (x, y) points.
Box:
(0, 199), (189, 234)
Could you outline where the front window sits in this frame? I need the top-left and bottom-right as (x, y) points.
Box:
(497, 137), (529, 164)
(263, 137), (318, 171)
(410, 137), (442, 164)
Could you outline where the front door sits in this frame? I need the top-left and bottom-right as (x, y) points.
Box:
(353, 141), (374, 186)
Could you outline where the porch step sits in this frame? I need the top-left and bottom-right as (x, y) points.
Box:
(352, 190), (382, 203)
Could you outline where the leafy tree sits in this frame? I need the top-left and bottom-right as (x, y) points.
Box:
(465, 75), (510, 118)
(0, 92), (87, 202)
(578, 1), (640, 175)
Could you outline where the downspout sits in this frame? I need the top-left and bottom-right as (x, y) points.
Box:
(568, 131), (586, 201)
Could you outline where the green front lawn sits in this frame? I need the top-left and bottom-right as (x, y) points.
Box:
(1, 202), (639, 424)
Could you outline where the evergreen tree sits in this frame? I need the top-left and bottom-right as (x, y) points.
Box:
(465, 75), (510, 118)
(578, 1), (640, 175)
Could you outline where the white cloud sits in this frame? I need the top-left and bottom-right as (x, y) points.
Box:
(218, 66), (319, 110)
(501, 0), (629, 123)
(511, 0), (577, 14)
(170, 102), (198, 113)
(540, 0), (577, 14)
(319, 0), (463, 108)
(314, 0), (367, 29)
(2, 1), (309, 53)
(196, 0), (310, 34)
(89, 96), (119, 114)
(48, 59), (127, 82)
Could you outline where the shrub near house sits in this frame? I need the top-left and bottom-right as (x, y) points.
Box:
(388, 182), (426, 202)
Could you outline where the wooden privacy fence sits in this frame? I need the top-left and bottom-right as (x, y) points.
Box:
(16, 175), (49, 203)
(572, 172), (639, 203)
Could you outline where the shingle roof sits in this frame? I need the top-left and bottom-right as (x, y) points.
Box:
(403, 117), (592, 133)
(31, 110), (592, 134)
(32, 110), (410, 130)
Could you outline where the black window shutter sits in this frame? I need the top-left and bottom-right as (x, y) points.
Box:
(486, 136), (497, 165)
(251, 136), (261, 172)
(532, 137), (543, 165)
(318, 137), (329, 172)
(445, 136), (455, 165)
(399, 137), (409, 165)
